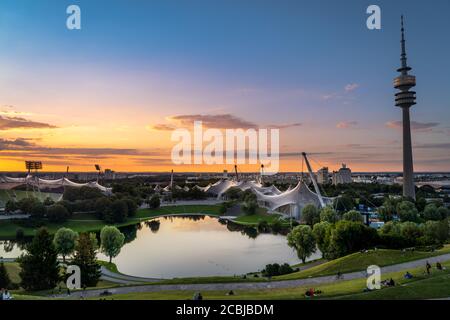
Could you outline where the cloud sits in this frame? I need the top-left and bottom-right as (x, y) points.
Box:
(267, 122), (302, 129)
(147, 124), (177, 131)
(169, 114), (257, 129)
(0, 115), (57, 130)
(336, 121), (358, 129)
(385, 120), (440, 132)
(0, 138), (37, 150)
(150, 114), (301, 131)
(344, 83), (359, 92)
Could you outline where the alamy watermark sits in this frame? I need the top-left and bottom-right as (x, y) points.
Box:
(171, 121), (280, 174)
(366, 265), (381, 290)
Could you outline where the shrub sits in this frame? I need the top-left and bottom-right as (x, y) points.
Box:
(47, 204), (70, 222)
(320, 206), (339, 223)
(342, 210), (364, 223)
(105, 199), (128, 223)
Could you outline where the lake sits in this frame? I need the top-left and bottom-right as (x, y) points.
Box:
(0, 215), (321, 278)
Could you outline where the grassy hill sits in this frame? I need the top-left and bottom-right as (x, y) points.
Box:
(276, 246), (450, 280)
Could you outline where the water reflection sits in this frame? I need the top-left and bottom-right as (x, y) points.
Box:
(98, 216), (312, 278)
(1, 216), (320, 278)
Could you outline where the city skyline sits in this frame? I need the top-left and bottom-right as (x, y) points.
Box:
(1, 0), (450, 172)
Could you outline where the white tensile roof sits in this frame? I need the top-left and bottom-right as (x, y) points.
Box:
(253, 181), (334, 212)
(0, 175), (112, 194)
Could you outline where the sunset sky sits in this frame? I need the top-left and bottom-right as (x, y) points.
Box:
(1, 0), (449, 173)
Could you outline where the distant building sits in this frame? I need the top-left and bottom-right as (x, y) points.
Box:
(332, 164), (352, 185)
(104, 169), (115, 180)
(317, 167), (329, 184)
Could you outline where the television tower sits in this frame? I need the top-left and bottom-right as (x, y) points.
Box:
(394, 16), (416, 200)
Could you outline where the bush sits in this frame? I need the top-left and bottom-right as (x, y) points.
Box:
(327, 220), (378, 259)
(320, 206), (339, 223)
(422, 204), (442, 221)
(105, 199), (128, 223)
(400, 221), (423, 244)
(30, 202), (47, 219)
(423, 220), (449, 245)
(342, 210), (364, 223)
(94, 197), (112, 219)
(43, 197), (55, 206)
(148, 194), (161, 209)
(5, 200), (18, 213)
(301, 204), (320, 226)
(123, 198), (138, 217)
(397, 200), (419, 222)
(47, 204), (70, 222)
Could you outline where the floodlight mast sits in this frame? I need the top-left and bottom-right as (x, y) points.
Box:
(301, 152), (325, 208)
(260, 164), (264, 184)
(94, 164), (102, 182)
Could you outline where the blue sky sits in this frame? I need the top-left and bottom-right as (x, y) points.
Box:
(0, 0), (449, 172)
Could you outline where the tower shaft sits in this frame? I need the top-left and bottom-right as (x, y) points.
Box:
(402, 107), (415, 199)
(394, 16), (416, 200)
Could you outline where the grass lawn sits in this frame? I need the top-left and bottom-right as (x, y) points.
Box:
(275, 245), (450, 281)
(86, 261), (450, 300)
(0, 204), (222, 239)
(233, 208), (290, 226)
(4, 262), (21, 284)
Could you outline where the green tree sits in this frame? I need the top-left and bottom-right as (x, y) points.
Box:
(342, 210), (364, 223)
(30, 201), (47, 218)
(320, 206), (339, 223)
(422, 204), (441, 221)
(287, 225), (317, 263)
(53, 228), (78, 262)
(242, 198), (258, 215)
(312, 221), (332, 258)
(43, 197), (55, 206)
(94, 197), (112, 220)
(0, 261), (12, 289)
(423, 220), (449, 245)
(18, 228), (60, 291)
(437, 207), (449, 220)
(47, 204), (70, 223)
(327, 221), (378, 259)
(17, 197), (39, 214)
(100, 226), (125, 263)
(72, 233), (101, 287)
(5, 200), (18, 213)
(378, 197), (400, 222)
(124, 198), (138, 217)
(148, 194), (161, 209)
(334, 195), (355, 213)
(301, 204), (320, 226)
(397, 200), (419, 222)
(380, 221), (401, 236)
(400, 221), (423, 245)
(105, 200), (128, 223)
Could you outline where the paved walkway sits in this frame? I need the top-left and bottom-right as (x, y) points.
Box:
(56, 253), (450, 299)
(0, 214), (30, 220)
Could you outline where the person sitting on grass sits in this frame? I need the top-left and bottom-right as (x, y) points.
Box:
(2, 289), (12, 300)
(304, 288), (314, 297)
(436, 262), (443, 271)
(404, 271), (413, 279)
